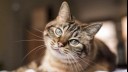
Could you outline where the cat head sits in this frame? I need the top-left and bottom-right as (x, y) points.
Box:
(43, 1), (102, 60)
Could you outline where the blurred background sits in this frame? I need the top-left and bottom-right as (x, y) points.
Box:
(0, 0), (127, 71)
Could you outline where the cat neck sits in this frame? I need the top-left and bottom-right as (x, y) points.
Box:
(44, 49), (74, 63)
(40, 49), (89, 72)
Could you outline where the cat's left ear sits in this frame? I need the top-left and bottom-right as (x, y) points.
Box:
(56, 1), (73, 22)
(82, 23), (103, 37)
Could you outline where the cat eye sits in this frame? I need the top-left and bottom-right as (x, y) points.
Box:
(69, 39), (79, 46)
(55, 28), (63, 36)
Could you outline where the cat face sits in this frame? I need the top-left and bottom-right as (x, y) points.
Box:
(43, 2), (102, 60)
(44, 22), (84, 58)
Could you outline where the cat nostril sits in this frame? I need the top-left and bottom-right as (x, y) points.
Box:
(58, 42), (64, 47)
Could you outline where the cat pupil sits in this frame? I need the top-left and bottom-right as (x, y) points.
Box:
(55, 28), (62, 36)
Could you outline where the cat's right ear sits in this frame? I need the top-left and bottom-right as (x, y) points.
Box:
(56, 1), (73, 23)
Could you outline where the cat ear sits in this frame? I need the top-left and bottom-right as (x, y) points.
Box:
(82, 23), (103, 37)
(56, 1), (73, 22)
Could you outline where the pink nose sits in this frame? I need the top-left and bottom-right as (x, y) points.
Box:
(58, 42), (64, 47)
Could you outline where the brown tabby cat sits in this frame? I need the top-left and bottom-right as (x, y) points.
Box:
(15, 1), (116, 72)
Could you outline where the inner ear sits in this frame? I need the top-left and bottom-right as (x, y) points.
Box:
(82, 23), (103, 36)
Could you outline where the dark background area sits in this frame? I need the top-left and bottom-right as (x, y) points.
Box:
(0, 0), (127, 70)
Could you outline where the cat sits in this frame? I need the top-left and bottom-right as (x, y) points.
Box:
(14, 1), (116, 72)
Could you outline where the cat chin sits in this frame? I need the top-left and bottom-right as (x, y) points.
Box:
(50, 49), (67, 58)
(47, 48), (80, 62)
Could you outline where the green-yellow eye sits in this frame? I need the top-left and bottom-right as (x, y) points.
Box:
(69, 39), (79, 46)
(55, 28), (63, 36)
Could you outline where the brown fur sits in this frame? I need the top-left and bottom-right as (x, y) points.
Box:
(14, 1), (116, 72)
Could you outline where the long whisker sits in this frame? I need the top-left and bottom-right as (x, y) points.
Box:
(31, 26), (44, 33)
(68, 53), (79, 72)
(76, 56), (90, 70)
(84, 58), (106, 69)
(72, 55), (84, 71)
(72, 52), (91, 66)
(72, 51), (106, 70)
(27, 30), (43, 39)
(69, 53), (84, 72)
(37, 47), (46, 60)
(67, 54), (77, 72)
(66, 55), (70, 71)
(66, 54), (73, 72)
(15, 39), (44, 43)
(78, 57), (90, 66)
(71, 51), (90, 71)
(21, 45), (45, 63)
(69, 54), (78, 72)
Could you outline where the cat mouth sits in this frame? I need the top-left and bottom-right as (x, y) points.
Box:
(52, 47), (66, 55)
(54, 49), (61, 53)
(52, 47), (61, 53)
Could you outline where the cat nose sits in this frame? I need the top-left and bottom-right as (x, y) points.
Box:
(58, 42), (64, 47)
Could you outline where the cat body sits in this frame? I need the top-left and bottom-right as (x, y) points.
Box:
(15, 1), (116, 72)
(37, 40), (116, 72)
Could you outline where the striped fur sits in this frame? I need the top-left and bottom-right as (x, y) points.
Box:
(15, 1), (116, 72)
(41, 21), (116, 72)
